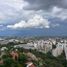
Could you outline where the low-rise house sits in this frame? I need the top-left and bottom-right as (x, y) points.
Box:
(26, 62), (35, 67)
(0, 59), (3, 64)
(9, 39), (19, 43)
(1, 47), (8, 51)
(0, 40), (9, 45)
(25, 58), (36, 67)
(25, 52), (38, 61)
(10, 50), (19, 60)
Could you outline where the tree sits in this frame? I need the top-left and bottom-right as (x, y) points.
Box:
(18, 53), (27, 67)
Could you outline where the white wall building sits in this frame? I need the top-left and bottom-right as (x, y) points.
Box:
(52, 43), (64, 57)
(34, 40), (52, 53)
(63, 43), (67, 60)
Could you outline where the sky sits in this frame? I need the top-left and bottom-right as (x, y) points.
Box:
(0, 0), (67, 36)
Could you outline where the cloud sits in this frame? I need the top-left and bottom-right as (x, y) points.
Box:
(0, 0), (66, 30)
(52, 6), (62, 14)
(24, 0), (67, 10)
(0, 0), (27, 11)
(51, 23), (60, 28)
(0, 0), (28, 24)
(0, 25), (6, 31)
(7, 14), (50, 29)
(24, 0), (67, 20)
(23, 5), (67, 21)
(51, 6), (67, 20)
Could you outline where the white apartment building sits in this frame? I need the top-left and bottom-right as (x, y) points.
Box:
(34, 40), (52, 53)
(52, 42), (67, 60)
(52, 43), (64, 57)
(63, 43), (67, 60)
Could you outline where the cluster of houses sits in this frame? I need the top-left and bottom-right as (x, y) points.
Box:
(26, 38), (67, 60)
(0, 37), (67, 66)
(13, 38), (67, 60)
(0, 38), (24, 45)
(0, 47), (36, 67)
(1, 38), (67, 59)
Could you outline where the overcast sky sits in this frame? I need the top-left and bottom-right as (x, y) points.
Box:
(0, 0), (67, 36)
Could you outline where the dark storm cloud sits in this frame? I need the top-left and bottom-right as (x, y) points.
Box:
(24, 0), (67, 10)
